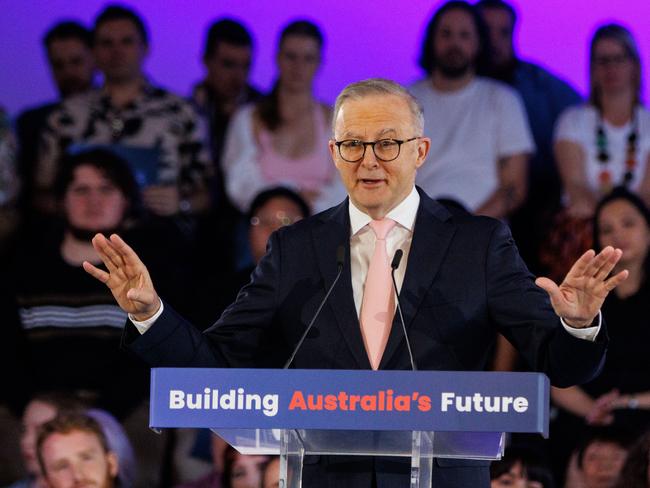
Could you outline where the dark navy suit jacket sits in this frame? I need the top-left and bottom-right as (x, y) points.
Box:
(126, 189), (607, 487)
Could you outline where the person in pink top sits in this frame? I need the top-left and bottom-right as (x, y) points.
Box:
(222, 20), (346, 214)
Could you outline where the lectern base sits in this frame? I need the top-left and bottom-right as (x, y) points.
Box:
(276, 429), (503, 488)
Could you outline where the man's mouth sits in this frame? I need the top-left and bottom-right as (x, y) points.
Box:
(359, 178), (385, 187)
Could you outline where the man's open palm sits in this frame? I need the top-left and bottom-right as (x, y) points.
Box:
(83, 233), (160, 321)
(535, 246), (628, 327)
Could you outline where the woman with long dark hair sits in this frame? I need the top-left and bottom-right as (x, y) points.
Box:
(550, 187), (650, 484)
(223, 20), (345, 214)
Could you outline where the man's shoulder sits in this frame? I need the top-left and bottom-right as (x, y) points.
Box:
(44, 91), (99, 132)
(16, 101), (59, 126)
(515, 61), (579, 92)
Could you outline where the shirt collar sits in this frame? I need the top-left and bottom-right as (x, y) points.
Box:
(98, 77), (155, 108)
(349, 187), (420, 236)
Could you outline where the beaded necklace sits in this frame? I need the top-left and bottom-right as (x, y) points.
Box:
(596, 108), (638, 193)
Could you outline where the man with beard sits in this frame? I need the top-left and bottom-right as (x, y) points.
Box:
(191, 19), (262, 201)
(410, 0), (534, 220)
(36, 413), (119, 488)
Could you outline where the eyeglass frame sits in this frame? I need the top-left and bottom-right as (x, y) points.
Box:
(333, 137), (421, 163)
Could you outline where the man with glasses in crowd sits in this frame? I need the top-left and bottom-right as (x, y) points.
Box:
(85, 78), (624, 487)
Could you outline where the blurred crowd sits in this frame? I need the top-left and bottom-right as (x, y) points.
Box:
(0, 1), (649, 487)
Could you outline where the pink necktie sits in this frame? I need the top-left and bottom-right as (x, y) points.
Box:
(360, 218), (397, 370)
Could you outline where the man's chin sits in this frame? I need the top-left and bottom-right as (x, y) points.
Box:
(437, 63), (472, 79)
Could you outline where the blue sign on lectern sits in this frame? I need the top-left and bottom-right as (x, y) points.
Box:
(150, 368), (549, 437)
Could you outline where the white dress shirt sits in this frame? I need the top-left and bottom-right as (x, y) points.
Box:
(133, 186), (600, 341)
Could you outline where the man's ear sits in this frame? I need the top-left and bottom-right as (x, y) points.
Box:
(415, 137), (431, 168)
(107, 451), (119, 478)
(328, 139), (337, 161)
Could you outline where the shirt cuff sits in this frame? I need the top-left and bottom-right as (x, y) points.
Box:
(129, 299), (164, 335)
(560, 311), (602, 342)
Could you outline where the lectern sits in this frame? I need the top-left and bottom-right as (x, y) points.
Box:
(150, 368), (549, 487)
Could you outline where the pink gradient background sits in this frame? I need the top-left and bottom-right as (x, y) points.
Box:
(1, 0), (648, 116)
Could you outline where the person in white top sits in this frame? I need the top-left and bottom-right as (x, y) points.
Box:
(410, 0), (534, 219)
(555, 23), (650, 219)
(222, 20), (346, 214)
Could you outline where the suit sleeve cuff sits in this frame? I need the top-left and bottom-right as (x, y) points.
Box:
(129, 299), (164, 335)
(560, 310), (602, 342)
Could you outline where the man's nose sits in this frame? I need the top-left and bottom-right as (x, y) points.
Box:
(359, 144), (380, 168)
(71, 460), (86, 481)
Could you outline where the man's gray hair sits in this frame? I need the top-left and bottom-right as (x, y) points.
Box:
(332, 78), (424, 135)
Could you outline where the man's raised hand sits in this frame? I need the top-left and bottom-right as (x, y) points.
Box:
(535, 246), (628, 328)
(83, 233), (160, 321)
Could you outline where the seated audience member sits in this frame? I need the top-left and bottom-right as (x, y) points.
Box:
(261, 457), (280, 488)
(4, 149), (153, 418)
(37, 5), (211, 217)
(177, 442), (268, 488)
(15, 21), (95, 214)
(193, 186), (310, 328)
(526, 195), (646, 487)
(544, 24), (650, 280)
(614, 430), (650, 488)
(222, 446), (268, 488)
(223, 20), (346, 213)
(550, 188), (650, 479)
(490, 450), (527, 488)
(192, 18), (262, 203)
(490, 447), (555, 488)
(564, 427), (631, 488)
(86, 409), (137, 488)
(7, 393), (84, 488)
(36, 413), (119, 488)
(410, 0), (534, 220)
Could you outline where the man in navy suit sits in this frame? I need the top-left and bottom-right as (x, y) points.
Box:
(85, 79), (627, 487)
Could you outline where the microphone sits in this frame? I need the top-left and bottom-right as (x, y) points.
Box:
(391, 249), (417, 371)
(283, 245), (346, 369)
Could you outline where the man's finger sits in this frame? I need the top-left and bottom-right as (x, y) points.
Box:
(582, 246), (614, 278)
(82, 261), (110, 283)
(535, 277), (562, 306)
(593, 248), (623, 281)
(604, 269), (629, 291)
(92, 234), (124, 272)
(565, 249), (596, 279)
(109, 234), (145, 269)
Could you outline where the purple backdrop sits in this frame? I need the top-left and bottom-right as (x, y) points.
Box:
(1, 0), (648, 117)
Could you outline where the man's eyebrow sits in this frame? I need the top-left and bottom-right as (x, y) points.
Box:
(339, 128), (398, 139)
(340, 130), (362, 139)
(377, 128), (398, 137)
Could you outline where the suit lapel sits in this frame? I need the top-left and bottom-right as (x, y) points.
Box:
(379, 192), (456, 369)
(312, 200), (371, 369)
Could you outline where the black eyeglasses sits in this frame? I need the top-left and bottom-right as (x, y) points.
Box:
(334, 137), (420, 163)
